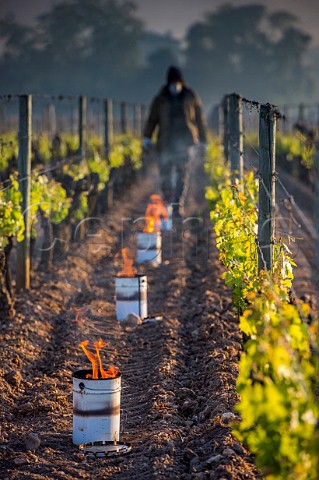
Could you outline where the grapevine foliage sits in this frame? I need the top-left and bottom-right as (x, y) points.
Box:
(245, 132), (315, 170)
(0, 176), (24, 248)
(0, 132), (142, 244)
(205, 138), (318, 480)
(30, 173), (72, 230)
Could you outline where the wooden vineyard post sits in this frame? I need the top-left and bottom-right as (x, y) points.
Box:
(283, 104), (289, 134)
(141, 105), (147, 132)
(120, 102), (129, 134)
(218, 104), (223, 138)
(48, 102), (56, 139)
(315, 141), (319, 304)
(71, 105), (77, 135)
(104, 99), (113, 156)
(133, 104), (142, 138)
(76, 96), (87, 242)
(228, 93), (243, 183)
(210, 104), (222, 136)
(16, 95), (32, 290)
(222, 95), (230, 162)
(298, 103), (305, 123)
(103, 99), (114, 211)
(78, 95), (87, 162)
(258, 104), (277, 272)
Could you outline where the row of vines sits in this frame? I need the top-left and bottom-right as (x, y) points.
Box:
(244, 130), (316, 185)
(205, 139), (318, 479)
(0, 130), (143, 317)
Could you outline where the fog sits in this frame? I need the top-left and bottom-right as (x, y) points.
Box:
(0, 0), (318, 109)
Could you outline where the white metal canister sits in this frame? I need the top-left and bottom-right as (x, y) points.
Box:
(161, 205), (172, 231)
(115, 275), (148, 321)
(73, 370), (121, 445)
(137, 232), (162, 264)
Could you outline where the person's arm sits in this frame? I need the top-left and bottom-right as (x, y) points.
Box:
(143, 96), (160, 140)
(194, 95), (208, 144)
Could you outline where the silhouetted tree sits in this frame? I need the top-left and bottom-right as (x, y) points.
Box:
(0, 0), (144, 98)
(184, 4), (312, 106)
(0, 2), (315, 105)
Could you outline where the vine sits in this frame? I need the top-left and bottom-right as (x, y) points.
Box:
(205, 139), (318, 480)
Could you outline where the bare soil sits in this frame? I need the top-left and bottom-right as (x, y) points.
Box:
(1, 158), (264, 479)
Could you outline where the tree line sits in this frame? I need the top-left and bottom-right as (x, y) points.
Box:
(0, 0), (315, 107)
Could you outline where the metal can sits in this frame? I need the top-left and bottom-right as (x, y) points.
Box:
(115, 275), (148, 320)
(137, 232), (162, 264)
(73, 370), (121, 445)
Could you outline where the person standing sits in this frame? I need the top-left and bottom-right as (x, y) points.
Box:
(143, 66), (207, 216)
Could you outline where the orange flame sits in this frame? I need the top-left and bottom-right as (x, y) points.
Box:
(117, 248), (136, 277)
(78, 338), (119, 379)
(144, 194), (168, 233)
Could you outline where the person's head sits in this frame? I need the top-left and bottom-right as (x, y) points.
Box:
(167, 66), (184, 95)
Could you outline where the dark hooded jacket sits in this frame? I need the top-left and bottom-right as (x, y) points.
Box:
(143, 84), (207, 152)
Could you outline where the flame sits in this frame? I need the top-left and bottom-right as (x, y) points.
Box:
(104, 365), (119, 378)
(78, 338), (119, 379)
(144, 194), (168, 233)
(117, 248), (136, 277)
(79, 340), (99, 379)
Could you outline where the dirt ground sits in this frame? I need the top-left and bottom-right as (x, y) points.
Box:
(0, 155), (295, 480)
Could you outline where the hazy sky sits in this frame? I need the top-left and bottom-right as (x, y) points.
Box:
(1, 0), (319, 44)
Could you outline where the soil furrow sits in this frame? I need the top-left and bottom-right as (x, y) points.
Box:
(0, 159), (262, 479)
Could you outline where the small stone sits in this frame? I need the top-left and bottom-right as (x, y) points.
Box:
(181, 400), (194, 417)
(24, 432), (41, 451)
(13, 457), (29, 466)
(221, 412), (235, 424)
(194, 473), (205, 480)
(4, 370), (23, 388)
(206, 454), (223, 465)
(183, 448), (198, 463)
(223, 448), (235, 456)
(120, 313), (142, 328)
(15, 402), (33, 414)
(163, 414), (173, 421)
(198, 406), (211, 422)
(177, 387), (197, 400)
(232, 442), (244, 454)
(189, 456), (200, 472)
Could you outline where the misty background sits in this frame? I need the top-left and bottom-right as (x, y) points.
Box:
(0, 0), (319, 109)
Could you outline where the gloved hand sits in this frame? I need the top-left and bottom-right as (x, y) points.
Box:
(142, 137), (153, 150)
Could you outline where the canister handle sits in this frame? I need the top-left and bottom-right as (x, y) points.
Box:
(73, 386), (121, 394)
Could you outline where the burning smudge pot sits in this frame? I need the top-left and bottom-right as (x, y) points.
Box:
(116, 248), (148, 320)
(137, 231), (162, 265)
(136, 195), (165, 264)
(161, 204), (172, 231)
(73, 369), (121, 445)
(115, 274), (148, 320)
